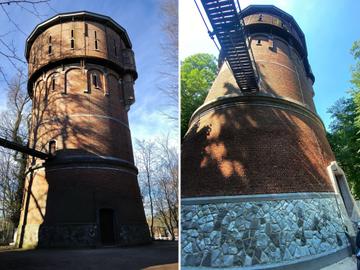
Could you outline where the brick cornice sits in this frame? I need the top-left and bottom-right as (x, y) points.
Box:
(188, 93), (325, 133)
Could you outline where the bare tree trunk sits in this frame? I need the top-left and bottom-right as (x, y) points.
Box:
(0, 71), (30, 225)
(136, 140), (156, 239)
(146, 162), (154, 239)
(159, 0), (178, 122)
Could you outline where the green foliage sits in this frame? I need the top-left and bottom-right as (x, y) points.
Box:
(350, 41), (360, 129)
(181, 53), (217, 138)
(327, 98), (360, 198)
(327, 40), (360, 198)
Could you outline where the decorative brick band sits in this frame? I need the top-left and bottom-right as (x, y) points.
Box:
(181, 194), (350, 268)
(26, 155), (138, 176)
(189, 94), (324, 131)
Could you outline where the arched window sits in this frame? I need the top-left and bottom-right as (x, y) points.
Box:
(88, 69), (103, 93)
(49, 140), (56, 156)
(46, 73), (58, 92)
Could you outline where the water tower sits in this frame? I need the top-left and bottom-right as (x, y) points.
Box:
(182, 3), (357, 268)
(16, 11), (150, 248)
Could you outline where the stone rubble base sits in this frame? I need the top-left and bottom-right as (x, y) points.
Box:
(181, 195), (350, 268)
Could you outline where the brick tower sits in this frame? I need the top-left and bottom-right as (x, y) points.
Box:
(182, 5), (358, 268)
(16, 11), (150, 248)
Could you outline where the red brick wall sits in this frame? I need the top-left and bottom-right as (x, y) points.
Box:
(29, 63), (133, 163)
(17, 13), (148, 248)
(28, 20), (131, 79)
(205, 34), (315, 112)
(182, 104), (335, 197)
(183, 9), (333, 197)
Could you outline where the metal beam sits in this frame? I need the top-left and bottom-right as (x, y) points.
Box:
(0, 137), (49, 160)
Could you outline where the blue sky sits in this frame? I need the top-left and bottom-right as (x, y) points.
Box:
(180, 0), (360, 130)
(0, 0), (176, 144)
(1, 0), (359, 142)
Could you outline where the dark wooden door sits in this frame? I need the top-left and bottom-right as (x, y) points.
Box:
(99, 208), (115, 245)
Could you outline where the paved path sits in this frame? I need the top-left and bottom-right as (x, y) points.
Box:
(320, 255), (357, 270)
(0, 241), (178, 270)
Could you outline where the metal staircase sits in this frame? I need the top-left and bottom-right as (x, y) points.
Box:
(200, 0), (259, 92)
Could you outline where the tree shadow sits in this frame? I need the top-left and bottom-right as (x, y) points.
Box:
(17, 63), (149, 248)
(182, 63), (334, 197)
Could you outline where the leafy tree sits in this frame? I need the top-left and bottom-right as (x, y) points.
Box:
(181, 53), (217, 138)
(327, 98), (360, 198)
(327, 40), (360, 198)
(350, 41), (360, 130)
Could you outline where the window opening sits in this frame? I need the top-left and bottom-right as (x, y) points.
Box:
(92, 74), (98, 88)
(70, 30), (74, 49)
(94, 31), (98, 50)
(49, 140), (56, 156)
(48, 35), (52, 54)
(51, 77), (55, 90)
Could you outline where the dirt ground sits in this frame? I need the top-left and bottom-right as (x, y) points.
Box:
(0, 241), (178, 270)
